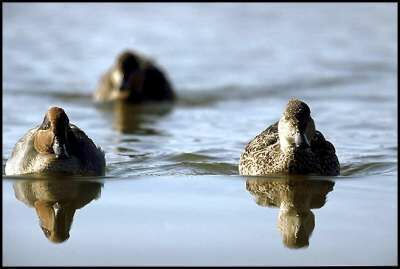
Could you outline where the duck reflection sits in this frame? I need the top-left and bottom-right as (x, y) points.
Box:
(96, 101), (173, 134)
(246, 176), (334, 249)
(13, 178), (102, 244)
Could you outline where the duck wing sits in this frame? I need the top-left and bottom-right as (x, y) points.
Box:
(244, 121), (279, 153)
(310, 131), (340, 176)
(67, 124), (105, 175)
(239, 121), (281, 175)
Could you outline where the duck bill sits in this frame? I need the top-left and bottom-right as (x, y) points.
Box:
(294, 133), (310, 149)
(53, 137), (69, 159)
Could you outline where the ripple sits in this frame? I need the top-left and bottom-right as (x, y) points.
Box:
(315, 59), (397, 75)
(166, 152), (219, 162)
(138, 162), (239, 176)
(340, 161), (397, 176)
(177, 74), (376, 107)
(105, 156), (238, 177)
(5, 72), (380, 110)
(6, 89), (93, 101)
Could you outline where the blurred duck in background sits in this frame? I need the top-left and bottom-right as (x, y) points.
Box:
(93, 50), (175, 103)
(239, 99), (340, 176)
(5, 107), (105, 176)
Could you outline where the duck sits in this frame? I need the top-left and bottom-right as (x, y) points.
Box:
(5, 107), (106, 176)
(93, 50), (175, 103)
(239, 99), (340, 176)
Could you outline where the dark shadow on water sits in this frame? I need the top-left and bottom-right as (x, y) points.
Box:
(11, 175), (103, 244)
(95, 100), (174, 135)
(245, 175), (335, 249)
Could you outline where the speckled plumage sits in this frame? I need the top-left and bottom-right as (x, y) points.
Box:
(239, 100), (340, 176)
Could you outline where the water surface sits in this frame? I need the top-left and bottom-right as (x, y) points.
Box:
(2, 3), (397, 266)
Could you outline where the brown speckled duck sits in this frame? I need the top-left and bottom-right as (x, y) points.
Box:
(93, 50), (175, 103)
(239, 99), (340, 176)
(5, 107), (105, 176)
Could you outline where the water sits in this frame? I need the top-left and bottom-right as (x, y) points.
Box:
(2, 3), (397, 266)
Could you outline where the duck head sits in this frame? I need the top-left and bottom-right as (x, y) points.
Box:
(111, 50), (143, 94)
(278, 99), (316, 154)
(34, 107), (70, 159)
